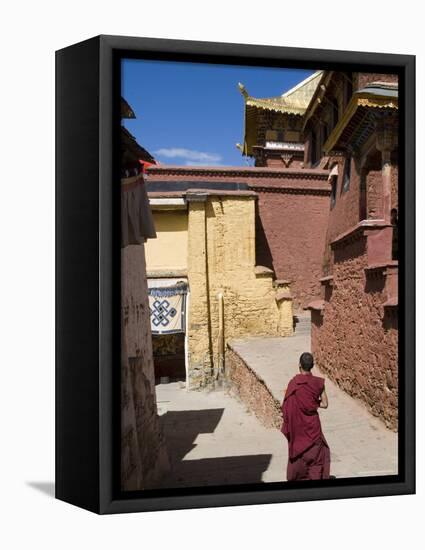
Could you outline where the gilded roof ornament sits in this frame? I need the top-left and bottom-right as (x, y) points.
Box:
(238, 82), (248, 98)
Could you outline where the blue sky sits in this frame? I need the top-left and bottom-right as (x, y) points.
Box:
(122, 59), (314, 167)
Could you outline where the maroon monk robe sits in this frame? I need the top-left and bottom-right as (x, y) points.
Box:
(281, 373), (330, 480)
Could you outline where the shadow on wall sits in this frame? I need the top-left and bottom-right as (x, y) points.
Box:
(311, 310), (324, 328)
(383, 308), (398, 331)
(364, 274), (386, 294)
(156, 408), (272, 488)
(324, 285), (333, 302)
(254, 201), (274, 272)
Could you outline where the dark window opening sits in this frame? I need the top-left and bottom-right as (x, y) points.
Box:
(359, 172), (367, 220)
(344, 73), (353, 107)
(322, 123), (329, 148)
(342, 156), (351, 192)
(331, 97), (339, 129)
(330, 176), (337, 209)
(311, 130), (317, 166)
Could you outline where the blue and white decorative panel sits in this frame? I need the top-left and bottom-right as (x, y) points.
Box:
(148, 282), (187, 334)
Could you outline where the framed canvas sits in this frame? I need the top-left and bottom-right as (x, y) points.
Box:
(56, 35), (415, 514)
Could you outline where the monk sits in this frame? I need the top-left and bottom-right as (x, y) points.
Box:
(281, 352), (331, 481)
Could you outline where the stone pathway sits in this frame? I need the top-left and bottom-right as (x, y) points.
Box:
(155, 315), (397, 487)
(156, 381), (286, 488)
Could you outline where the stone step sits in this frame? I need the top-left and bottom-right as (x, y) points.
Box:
(294, 326), (311, 335)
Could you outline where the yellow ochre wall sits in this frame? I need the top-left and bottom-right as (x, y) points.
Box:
(186, 194), (293, 387)
(144, 210), (188, 272)
(145, 195), (293, 388)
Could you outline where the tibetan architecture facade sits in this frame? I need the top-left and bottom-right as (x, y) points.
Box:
(134, 69), (399, 431)
(238, 71), (322, 168)
(237, 72), (331, 309)
(303, 73), (399, 430)
(238, 70), (399, 429)
(120, 99), (169, 490)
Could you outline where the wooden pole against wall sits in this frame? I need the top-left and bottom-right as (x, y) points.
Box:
(217, 292), (224, 381)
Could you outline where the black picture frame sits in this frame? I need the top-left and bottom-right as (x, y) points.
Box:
(56, 35), (415, 514)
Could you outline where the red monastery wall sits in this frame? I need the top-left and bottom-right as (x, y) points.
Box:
(327, 157), (362, 242)
(391, 162), (399, 211)
(147, 166), (330, 310)
(311, 237), (398, 430)
(254, 187), (330, 310)
(311, 153), (398, 429)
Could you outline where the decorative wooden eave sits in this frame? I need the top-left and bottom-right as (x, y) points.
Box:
(240, 71), (323, 114)
(302, 71), (334, 130)
(323, 86), (398, 154)
(238, 71), (323, 156)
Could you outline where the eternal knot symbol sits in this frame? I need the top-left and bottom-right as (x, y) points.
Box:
(150, 299), (177, 327)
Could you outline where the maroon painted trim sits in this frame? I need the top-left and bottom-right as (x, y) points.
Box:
(148, 189), (258, 198)
(147, 165), (329, 177)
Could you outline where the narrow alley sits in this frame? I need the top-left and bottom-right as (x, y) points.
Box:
(156, 316), (397, 488)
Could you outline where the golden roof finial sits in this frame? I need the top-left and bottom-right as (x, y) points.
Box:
(238, 82), (248, 98)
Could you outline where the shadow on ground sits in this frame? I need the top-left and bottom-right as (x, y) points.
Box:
(26, 481), (55, 498)
(157, 408), (272, 488)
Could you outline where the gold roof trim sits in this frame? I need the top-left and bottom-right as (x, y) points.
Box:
(323, 92), (398, 154)
(239, 71), (323, 155)
(242, 71), (323, 115)
(245, 97), (306, 115)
